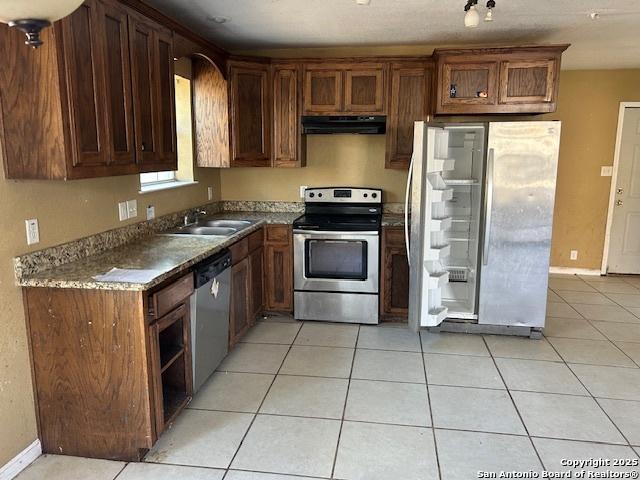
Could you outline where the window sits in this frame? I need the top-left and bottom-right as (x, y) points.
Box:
(139, 58), (196, 193)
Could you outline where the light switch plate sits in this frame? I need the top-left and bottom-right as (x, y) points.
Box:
(118, 202), (128, 221)
(146, 205), (155, 220)
(300, 185), (308, 198)
(570, 250), (578, 261)
(126, 199), (138, 218)
(208, 186), (214, 201)
(25, 219), (39, 245)
(601, 166), (613, 177)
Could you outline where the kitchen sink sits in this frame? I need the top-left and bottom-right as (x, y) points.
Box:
(165, 226), (238, 236)
(200, 220), (252, 228)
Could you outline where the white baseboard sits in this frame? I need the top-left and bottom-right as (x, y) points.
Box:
(549, 266), (602, 276)
(0, 440), (41, 480)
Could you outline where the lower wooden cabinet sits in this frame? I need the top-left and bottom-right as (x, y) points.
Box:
(264, 225), (293, 312)
(229, 228), (266, 347)
(380, 226), (410, 321)
(229, 257), (251, 347)
(149, 302), (193, 437)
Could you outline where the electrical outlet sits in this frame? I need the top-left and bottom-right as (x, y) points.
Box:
(146, 205), (155, 220)
(126, 199), (138, 218)
(25, 219), (39, 245)
(601, 166), (613, 177)
(570, 250), (578, 261)
(208, 186), (214, 201)
(300, 185), (308, 198)
(118, 202), (128, 221)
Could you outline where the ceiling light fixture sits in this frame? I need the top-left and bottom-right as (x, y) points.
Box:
(356, 0), (371, 5)
(0, 0), (83, 48)
(589, 11), (600, 20)
(464, 0), (496, 28)
(208, 15), (230, 24)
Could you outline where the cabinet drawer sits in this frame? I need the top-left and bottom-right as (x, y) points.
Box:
(265, 225), (291, 245)
(248, 228), (264, 252)
(151, 274), (194, 319)
(229, 237), (249, 264)
(384, 226), (406, 247)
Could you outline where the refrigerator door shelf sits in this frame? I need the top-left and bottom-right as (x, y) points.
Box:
(431, 188), (454, 203)
(428, 307), (449, 325)
(429, 158), (455, 172)
(431, 217), (453, 230)
(426, 244), (451, 261)
(427, 270), (450, 289)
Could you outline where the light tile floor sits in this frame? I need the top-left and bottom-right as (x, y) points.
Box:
(16, 274), (640, 480)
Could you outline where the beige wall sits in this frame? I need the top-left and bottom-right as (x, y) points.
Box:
(544, 70), (640, 268)
(0, 169), (220, 466)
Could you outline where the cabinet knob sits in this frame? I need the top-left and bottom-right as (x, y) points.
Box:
(141, 143), (146, 152)
(616, 200), (624, 206)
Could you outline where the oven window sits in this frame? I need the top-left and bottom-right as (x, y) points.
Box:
(305, 239), (368, 280)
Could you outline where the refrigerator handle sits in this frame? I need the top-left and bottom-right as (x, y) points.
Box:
(404, 151), (415, 266)
(483, 148), (495, 266)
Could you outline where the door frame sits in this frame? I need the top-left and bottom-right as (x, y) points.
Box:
(601, 102), (640, 274)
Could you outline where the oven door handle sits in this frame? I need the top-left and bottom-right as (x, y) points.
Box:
(293, 229), (379, 236)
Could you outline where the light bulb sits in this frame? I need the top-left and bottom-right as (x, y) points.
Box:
(464, 5), (480, 28)
(485, 8), (493, 22)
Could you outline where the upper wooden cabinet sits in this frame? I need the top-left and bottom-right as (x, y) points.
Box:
(228, 61), (271, 167)
(0, 0), (178, 180)
(303, 64), (386, 115)
(129, 14), (177, 172)
(272, 64), (306, 168)
(433, 45), (569, 115)
(386, 62), (431, 169)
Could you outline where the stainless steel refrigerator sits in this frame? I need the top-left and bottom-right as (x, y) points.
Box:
(406, 121), (561, 334)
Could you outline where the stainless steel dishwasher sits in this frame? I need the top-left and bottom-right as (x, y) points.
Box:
(190, 249), (232, 393)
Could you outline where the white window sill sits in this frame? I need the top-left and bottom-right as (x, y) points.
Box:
(139, 180), (199, 194)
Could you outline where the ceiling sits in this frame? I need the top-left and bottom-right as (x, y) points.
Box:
(146, 0), (640, 70)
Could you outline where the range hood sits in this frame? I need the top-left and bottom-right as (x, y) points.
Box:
(301, 116), (386, 135)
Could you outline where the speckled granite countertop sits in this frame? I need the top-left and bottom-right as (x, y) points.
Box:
(18, 211), (301, 292)
(382, 214), (406, 227)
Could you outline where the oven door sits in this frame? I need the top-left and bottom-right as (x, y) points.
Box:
(293, 230), (379, 293)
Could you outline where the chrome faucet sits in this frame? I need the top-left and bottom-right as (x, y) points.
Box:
(184, 209), (208, 226)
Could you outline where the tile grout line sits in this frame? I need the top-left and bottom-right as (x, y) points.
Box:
(420, 331), (444, 480)
(329, 324), (360, 479)
(544, 336), (636, 448)
(109, 461), (130, 480)
(222, 318), (306, 478)
(480, 336), (548, 471)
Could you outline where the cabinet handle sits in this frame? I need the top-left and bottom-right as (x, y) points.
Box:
(141, 143), (146, 152)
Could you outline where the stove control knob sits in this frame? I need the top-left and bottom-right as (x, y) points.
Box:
(309, 192), (315, 198)
(372, 192), (378, 199)
(363, 193), (368, 198)
(318, 193), (323, 198)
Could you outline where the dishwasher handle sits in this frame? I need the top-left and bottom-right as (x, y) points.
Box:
(195, 249), (232, 288)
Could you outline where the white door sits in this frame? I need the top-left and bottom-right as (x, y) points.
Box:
(609, 108), (640, 274)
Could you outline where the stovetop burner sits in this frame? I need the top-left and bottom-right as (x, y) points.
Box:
(294, 187), (383, 232)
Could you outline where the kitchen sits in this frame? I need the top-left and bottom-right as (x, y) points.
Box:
(2, 0), (640, 479)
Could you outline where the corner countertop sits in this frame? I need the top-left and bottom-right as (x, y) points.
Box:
(18, 211), (300, 292)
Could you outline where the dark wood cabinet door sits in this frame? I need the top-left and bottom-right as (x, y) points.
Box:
(98, 0), (136, 167)
(499, 59), (557, 105)
(440, 61), (498, 110)
(249, 247), (264, 323)
(344, 67), (385, 114)
(60, 0), (110, 171)
(386, 64), (430, 169)
(229, 257), (251, 347)
(380, 227), (409, 321)
(303, 69), (342, 114)
(273, 65), (305, 167)
(229, 63), (271, 167)
(264, 225), (293, 312)
(129, 16), (158, 167)
(154, 29), (177, 167)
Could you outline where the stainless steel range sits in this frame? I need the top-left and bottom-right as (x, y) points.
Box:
(293, 187), (382, 325)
